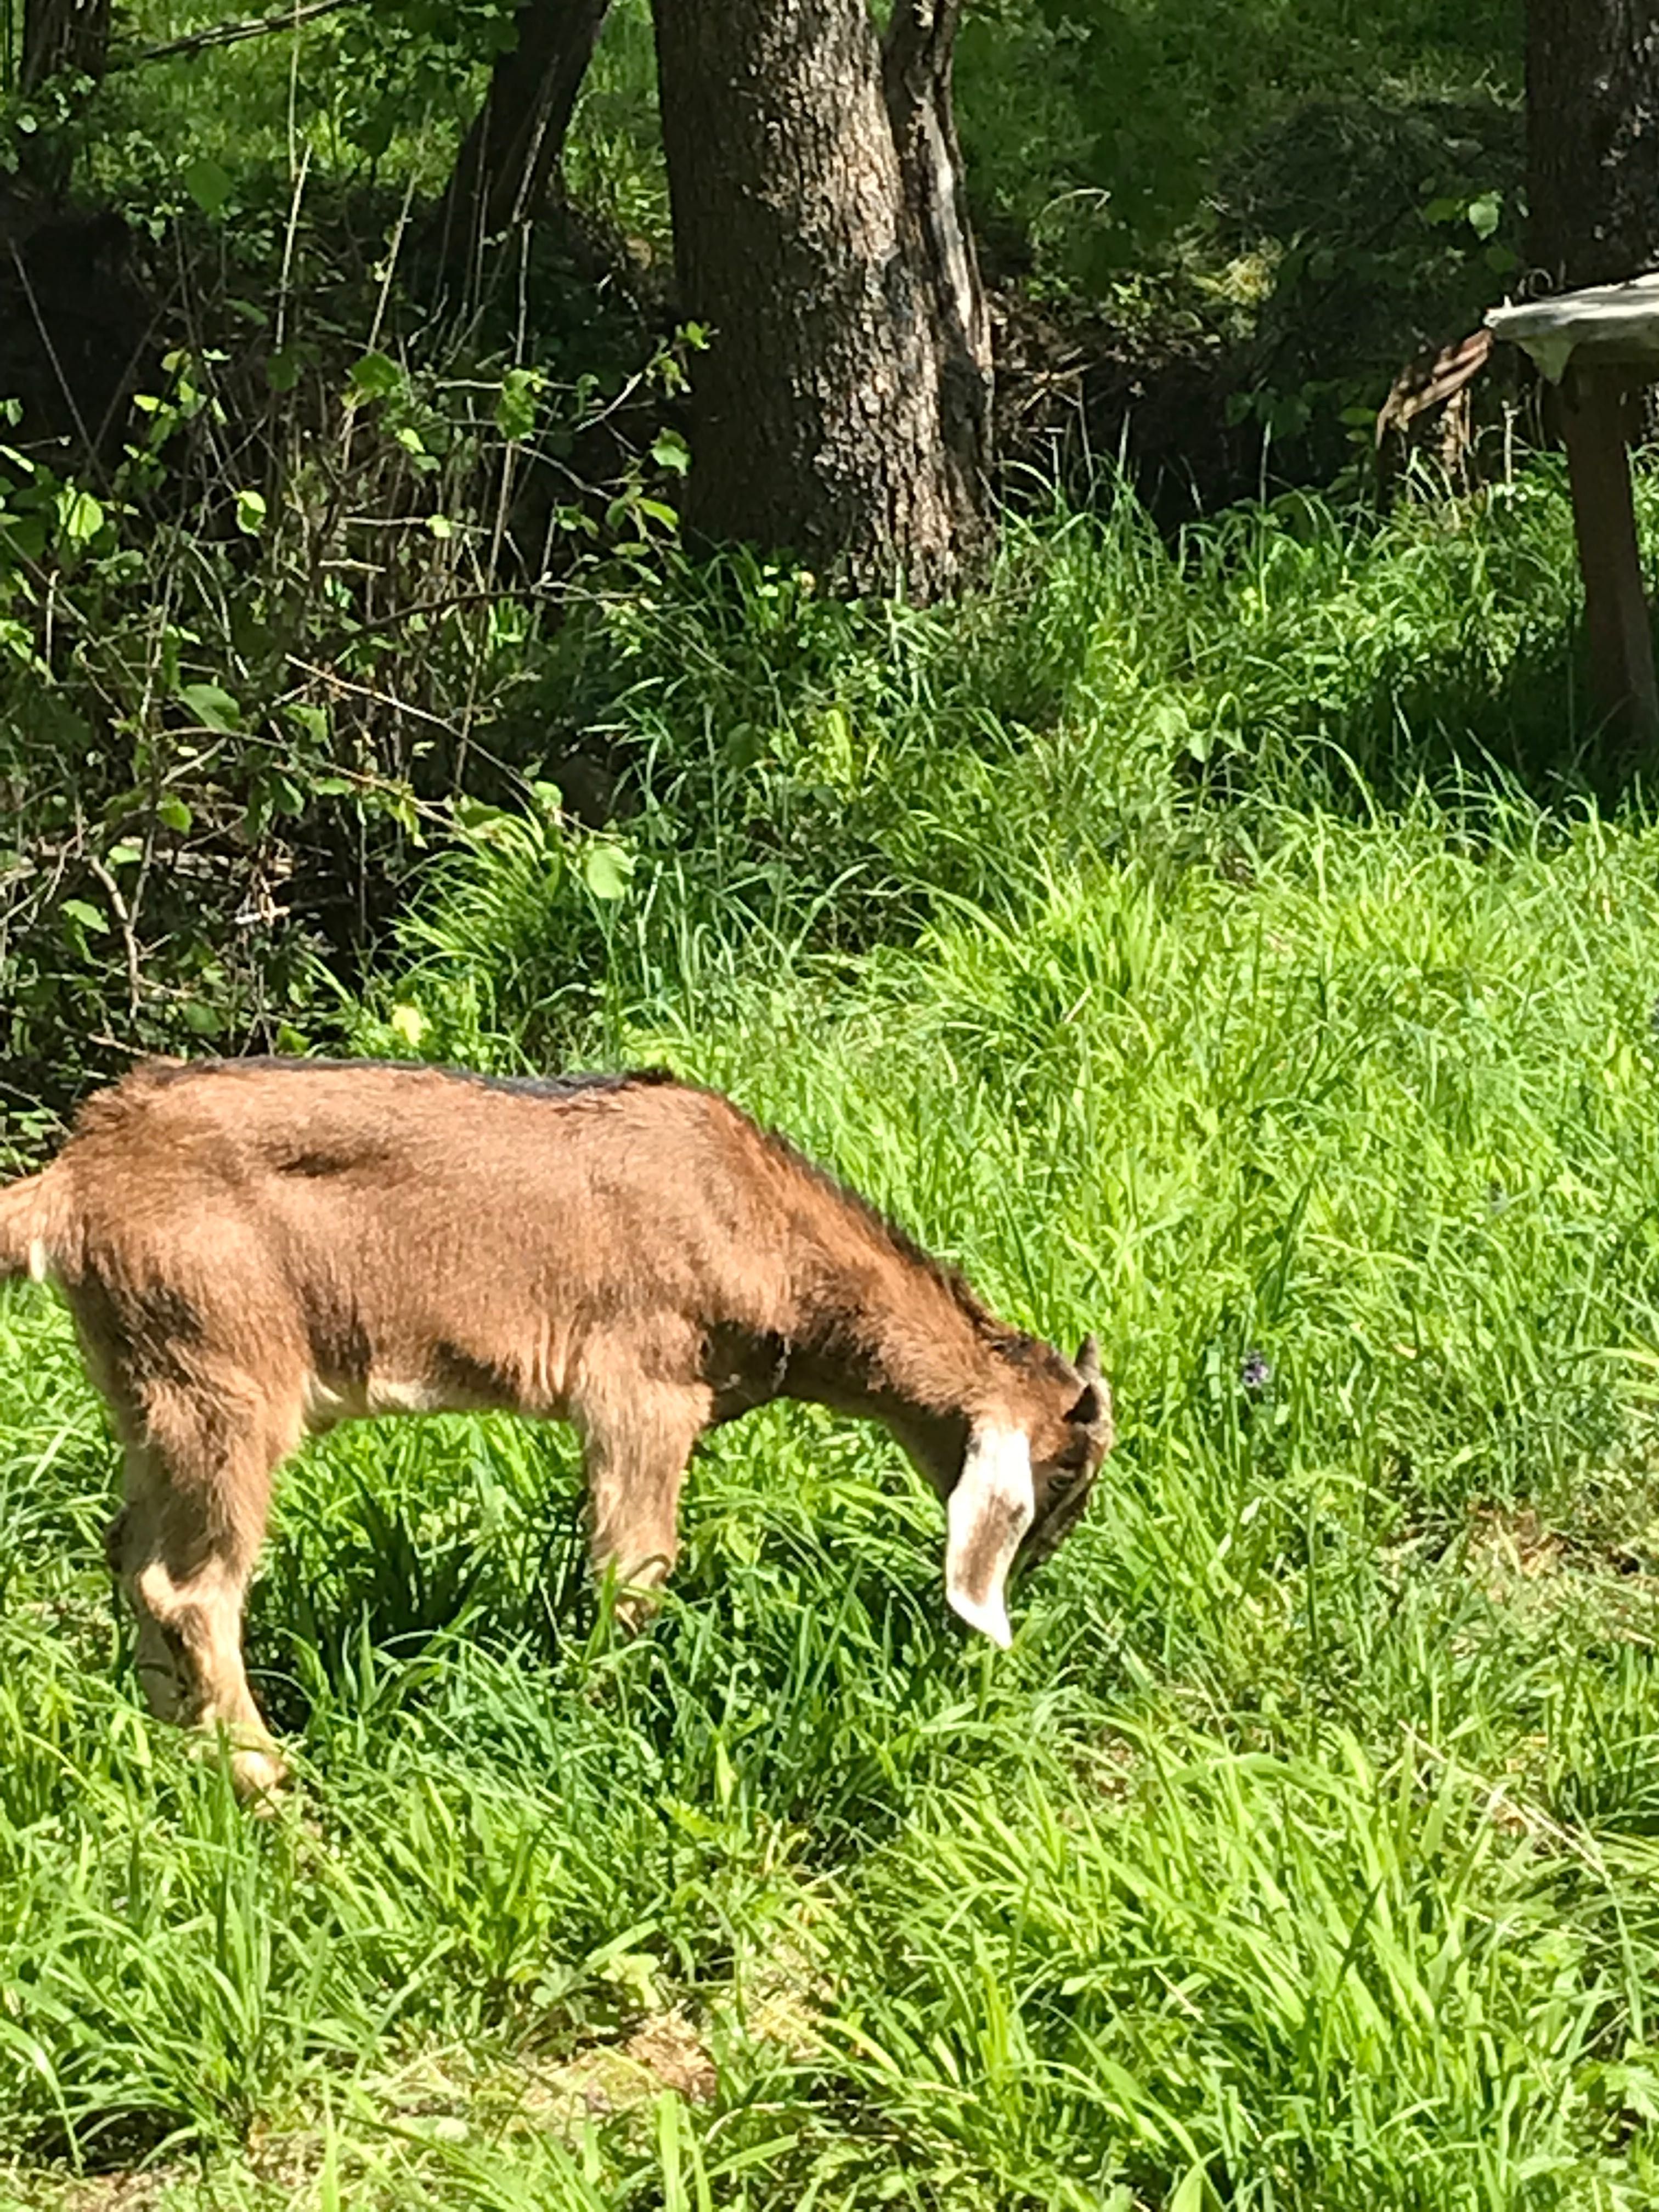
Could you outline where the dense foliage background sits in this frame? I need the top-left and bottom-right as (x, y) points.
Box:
(0, 0), (1532, 1128)
(10, 2), (1659, 2207)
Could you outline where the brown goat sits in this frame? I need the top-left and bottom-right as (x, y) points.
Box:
(0, 1058), (1112, 1795)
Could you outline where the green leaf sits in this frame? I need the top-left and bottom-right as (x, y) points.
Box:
(183, 156), (233, 217)
(349, 352), (402, 402)
(284, 703), (328, 743)
(1421, 196), (1460, 225)
(495, 368), (541, 443)
(1467, 191), (1502, 240)
(582, 842), (635, 902)
(1169, 2165), (1216, 2212)
(180, 1001), (225, 1037)
(61, 899), (109, 935)
(233, 487), (267, 535)
(264, 768), (307, 817)
(157, 795), (193, 834)
(1148, 698), (1189, 750)
(266, 347), (302, 394)
(427, 513), (454, 539)
(651, 428), (691, 475)
(57, 488), (105, 546)
(455, 798), (513, 834)
(107, 842), (144, 868)
(1, 514), (47, 562)
(178, 682), (244, 733)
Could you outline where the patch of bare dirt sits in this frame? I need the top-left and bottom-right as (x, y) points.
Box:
(1465, 1506), (1565, 1602)
(3, 2172), (172, 2212)
(516, 2006), (719, 2129)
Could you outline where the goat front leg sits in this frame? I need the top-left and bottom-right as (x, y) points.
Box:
(575, 1370), (712, 1631)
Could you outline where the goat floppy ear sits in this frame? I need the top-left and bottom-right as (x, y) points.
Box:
(945, 1426), (1035, 1650)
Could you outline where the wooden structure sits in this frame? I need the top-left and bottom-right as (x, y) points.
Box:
(1488, 276), (1659, 741)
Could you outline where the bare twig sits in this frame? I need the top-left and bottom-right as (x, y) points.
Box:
(84, 852), (144, 1016)
(7, 244), (102, 477)
(275, 139), (313, 359)
(84, 1032), (154, 1057)
(283, 657), (467, 748)
(112, 0), (359, 70)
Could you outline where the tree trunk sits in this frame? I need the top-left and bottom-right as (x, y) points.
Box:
(434, 0), (610, 270)
(21, 0), (110, 91)
(1527, 0), (1659, 287)
(651, 0), (992, 599)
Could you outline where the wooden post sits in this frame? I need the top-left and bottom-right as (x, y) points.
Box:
(1560, 363), (1659, 742)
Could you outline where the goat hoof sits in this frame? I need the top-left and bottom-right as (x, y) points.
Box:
(229, 1742), (290, 1804)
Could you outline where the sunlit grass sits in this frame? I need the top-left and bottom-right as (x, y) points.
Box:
(10, 477), (1659, 2205)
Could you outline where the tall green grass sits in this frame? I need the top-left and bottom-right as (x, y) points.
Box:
(8, 472), (1659, 2208)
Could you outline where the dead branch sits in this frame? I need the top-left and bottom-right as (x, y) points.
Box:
(112, 0), (360, 71)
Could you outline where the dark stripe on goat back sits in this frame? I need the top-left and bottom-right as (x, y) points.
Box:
(133, 1056), (677, 1101)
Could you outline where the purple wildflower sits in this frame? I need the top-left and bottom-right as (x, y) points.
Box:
(1240, 1350), (1271, 1392)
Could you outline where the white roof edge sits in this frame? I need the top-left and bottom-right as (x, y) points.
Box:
(1487, 274), (1659, 383)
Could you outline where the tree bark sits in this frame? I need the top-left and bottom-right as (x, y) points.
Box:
(651, 0), (992, 599)
(21, 0), (110, 91)
(434, 0), (610, 270)
(1527, 0), (1659, 287)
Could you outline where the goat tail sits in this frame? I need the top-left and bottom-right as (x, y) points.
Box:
(0, 1171), (58, 1284)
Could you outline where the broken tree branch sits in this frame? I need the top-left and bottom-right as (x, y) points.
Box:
(111, 0), (360, 72)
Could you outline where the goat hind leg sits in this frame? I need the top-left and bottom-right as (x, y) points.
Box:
(114, 1414), (291, 1797)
